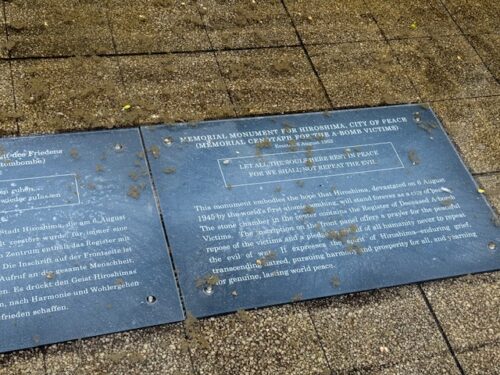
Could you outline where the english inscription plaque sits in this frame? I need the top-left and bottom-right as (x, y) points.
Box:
(0, 129), (183, 353)
(142, 104), (499, 318)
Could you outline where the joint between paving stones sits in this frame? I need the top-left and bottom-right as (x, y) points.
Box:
(361, 0), (423, 103)
(418, 285), (466, 375)
(279, 0), (333, 109)
(437, 0), (500, 85)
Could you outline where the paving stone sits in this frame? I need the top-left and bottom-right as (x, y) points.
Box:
(422, 272), (500, 352)
(477, 173), (500, 211)
(374, 355), (460, 375)
(200, 0), (298, 49)
(368, 0), (460, 39)
(432, 97), (500, 174)
(0, 11), (10, 58)
(78, 325), (193, 375)
(108, 0), (210, 54)
(284, 0), (383, 44)
(4, 0), (114, 58)
(45, 341), (83, 375)
(0, 61), (17, 136)
(307, 286), (450, 373)
(0, 349), (45, 375)
(442, 0), (500, 35)
(308, 42), (418, 107)
(217, 47), (329, 115)
(468, 34), (500, 82)
(118, 53), (233, 125)
(11, 56), (125, 135)
(187, 304), (330, 375)
(390, 36), (500, 101)
(457, 343), (500, 375)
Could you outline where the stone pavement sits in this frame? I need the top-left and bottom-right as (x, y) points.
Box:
(0, 1), (498, 374)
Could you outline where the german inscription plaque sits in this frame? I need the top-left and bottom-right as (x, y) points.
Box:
(142, 104), (499, 318)
(0, 129), (183, 353)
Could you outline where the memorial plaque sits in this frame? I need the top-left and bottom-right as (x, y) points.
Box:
(0, 129), (183, 353)
(142, 104), (499, 318)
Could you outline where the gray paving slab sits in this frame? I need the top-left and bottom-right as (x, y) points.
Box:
(0, 7), (10, 58)
(284, 0), (383, 44)
(107, 0), (211, 54)
(201, 0), (299, 49)
(442, 0), (500, 35)
(78, 325), (193, 375)
(45, 341), (82, 375)
(187, 304), (331, 375)
(4, 0), (114, 57)
(118, 53), (233, 125)
(307, 42), (418, 107)
(368, 0), (460, 39)
(217, 47), (330, 115)
(11, 56), (125, 134)
(0, 61), (17, 135)
(457, 342), (500, 375)
(422, 272), (500, 352)
(390, 36), (500, 101)
(307, 286), (453, 373)
(432, 97), (500, 174)
(468, 33), (500, 82)
(477, 173), (500, 212)
(0, 349), (44, 375)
